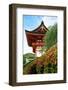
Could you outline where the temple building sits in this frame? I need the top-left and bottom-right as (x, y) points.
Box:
(25, 21), (48, 56)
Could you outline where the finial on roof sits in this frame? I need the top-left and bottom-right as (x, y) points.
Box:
(41, 21), (44, 25)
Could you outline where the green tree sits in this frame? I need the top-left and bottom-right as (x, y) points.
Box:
(23, 53), (35, 65)
(43, 23), (57, 50)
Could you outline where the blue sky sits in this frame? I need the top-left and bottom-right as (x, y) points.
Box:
(23, 15), (57, 31)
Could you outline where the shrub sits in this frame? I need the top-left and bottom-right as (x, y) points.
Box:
(43, 23), (57, 50)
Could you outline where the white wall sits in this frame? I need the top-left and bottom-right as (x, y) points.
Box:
(0, 0), (68, 90)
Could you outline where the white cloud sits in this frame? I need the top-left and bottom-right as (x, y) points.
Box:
(42, 16), (57, 27)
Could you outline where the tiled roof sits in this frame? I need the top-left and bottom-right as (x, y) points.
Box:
(25, 21), (48, 34)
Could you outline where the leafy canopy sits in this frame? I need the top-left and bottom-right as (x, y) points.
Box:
(43, 23), (57, 50)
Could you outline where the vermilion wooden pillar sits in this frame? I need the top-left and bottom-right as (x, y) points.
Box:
(32, 40), (44, 53)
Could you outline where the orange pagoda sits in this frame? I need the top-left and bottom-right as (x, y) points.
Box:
(25, 21), (48, 53)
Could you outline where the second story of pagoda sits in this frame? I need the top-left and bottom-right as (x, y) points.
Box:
(25, 21), (48, 53)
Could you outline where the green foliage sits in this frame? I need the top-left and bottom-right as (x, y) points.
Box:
(43, 23), (57, 50)
(23, 62), (57, 74)
(44, 63), (57, 73)
(23, 44), (57, 74)
(23, 53), (35, 65)
(23, 53), (35, 59)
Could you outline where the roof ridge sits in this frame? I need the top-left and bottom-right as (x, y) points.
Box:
(25, 21), (48, 34)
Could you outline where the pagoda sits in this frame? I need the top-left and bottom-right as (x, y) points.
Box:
(25, 21), (48, 53)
